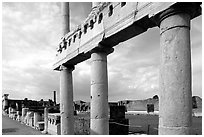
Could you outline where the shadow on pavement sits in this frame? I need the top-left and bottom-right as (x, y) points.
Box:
(2, 128), (18, 134)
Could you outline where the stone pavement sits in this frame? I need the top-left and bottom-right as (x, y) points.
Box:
(2, 114), (45, 135)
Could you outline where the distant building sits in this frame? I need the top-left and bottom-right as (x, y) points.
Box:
(2, 94), (56, 113)
(118, 97), (159, 112)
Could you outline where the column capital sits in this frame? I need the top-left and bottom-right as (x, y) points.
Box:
(90, 44), (114, 55)
(59, 64), (75, 71)
(153, 2), (201, 26)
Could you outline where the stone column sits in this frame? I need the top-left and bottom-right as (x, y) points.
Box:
(25, 111), (30, 125)
(90, 46), (113, 135)
(21, 108), (28, 123)
(34, 112), (40, 128)
(2, 94), (9, 113)
(158, 5), (193, 135)
(8, 107), (12, 117)
(16, 111), (20, 121)
(42, 107), (48, 134)
(61, 2), (70, 34)
(25, 111), (33, 126)
(11, 108), (15, 120)
(2, 100), (8, 112)
(60, 65), (75, 135)
(60, 2), (74, 135)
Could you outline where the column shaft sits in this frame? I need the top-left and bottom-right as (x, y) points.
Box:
(61, 2), (70, 35)
(60, 65), (74, 135)
(21, 108), (28, 123)
(34, 112), (40, 128)
(43, 107), (48, 134)
(159, 13), (192, 134)
(90, 51), (109, 135)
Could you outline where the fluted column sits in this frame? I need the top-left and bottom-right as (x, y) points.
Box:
(157, 4), (194, 135)
(60, 65), (75, 135)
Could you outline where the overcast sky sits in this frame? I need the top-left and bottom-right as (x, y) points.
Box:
(2, 2), (202, 103)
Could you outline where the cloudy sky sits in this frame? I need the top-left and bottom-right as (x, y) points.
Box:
(2, 2), (202, 103)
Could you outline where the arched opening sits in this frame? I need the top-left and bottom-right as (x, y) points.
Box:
(68, 38), (72, 46)
(98, 13), (103, 24)
(84, 24), (88, 34)
(90, 19), (94, 29)
(109, 5), (113, 17)
(73, 34), (77, 43)
(78, 31), (82, 39)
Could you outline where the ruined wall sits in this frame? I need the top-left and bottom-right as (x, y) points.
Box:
(123, 98), (159, 111)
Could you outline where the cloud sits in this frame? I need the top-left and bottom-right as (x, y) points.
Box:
(69, 2), (92, 29)
(2, 2), (93, 102)
(106, 28), (160, 101)
(2, 2), (202, 103)
(2, 2), (61, 100)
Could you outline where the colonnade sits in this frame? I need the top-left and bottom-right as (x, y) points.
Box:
(58, 2), (197, 135)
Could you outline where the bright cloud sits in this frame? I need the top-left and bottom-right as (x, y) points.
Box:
(2, 2), (202, 103)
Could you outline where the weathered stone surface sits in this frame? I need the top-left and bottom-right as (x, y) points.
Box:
(43, 107), (48, 133)
(53, 2), (178, 69)
(34, 112), (40, 128)
(47, 113), (61, 135)
(54, 2), (201, 136)
(91, 119), (109, 135)
(118, 98), (159, 111)
(60, 65), (74, 135)
(159, 126), (191, 135)
(61, 2), (70, 35)
(74, 118), (90, 135)
(159, 12), (192, 135)
(90, 50), (109, 135)
(21, 108), (29, 123)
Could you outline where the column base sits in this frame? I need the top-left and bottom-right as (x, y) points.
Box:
(41, 130), (48, 134)
(90, 118), (109, 135)
(159, 126), (191, 135)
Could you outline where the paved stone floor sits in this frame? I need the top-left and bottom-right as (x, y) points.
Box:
(2, 115), (44, 135)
